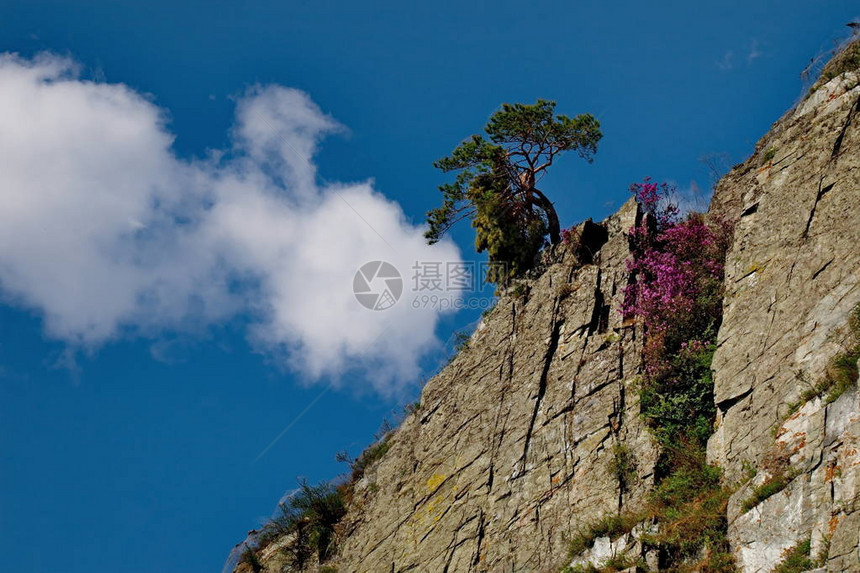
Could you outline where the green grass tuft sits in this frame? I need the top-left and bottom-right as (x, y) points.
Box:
(783, 303), (860, 420)
(740, 468), (799, 514)
(772, 539), (817, 573)
(567, 512), (643, 557)
(607, 443), (636, 492)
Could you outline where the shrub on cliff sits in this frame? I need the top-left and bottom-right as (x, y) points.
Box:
(569, 441), (735, 571)
(623, 178), (734, 451)
(262, 478), (347, 567)
(771, 538), (828, 573)
(599, 179), (739, 572)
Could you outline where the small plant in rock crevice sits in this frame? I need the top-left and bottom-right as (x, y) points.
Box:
(337, 434), (393, 491)
(781, 302), (860, 422)
(739, 447), (799, 514)
(560, 224), (588, 268)
(561, 226), (580, 250)
(567, 511), (645, 557)
(509, 281), (530, 299)
(350, 439), (391, 482)
(453, 330), (471, 353)
(403, 400), (421, 416)
(740, 470), (798, 514)
(607, 443), (636, 494)
(480, 300), (498, 319)
(770, 538), (828, 573)
(441, 329), (474, 366)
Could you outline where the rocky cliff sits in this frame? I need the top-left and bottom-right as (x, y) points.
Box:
(331, 201), (658, 572)
(707, 39), (860, 572)
(233, 38), (860, 573)
(232, 199), (661, 573)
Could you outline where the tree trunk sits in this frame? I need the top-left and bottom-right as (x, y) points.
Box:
(530, 187), (561, 244)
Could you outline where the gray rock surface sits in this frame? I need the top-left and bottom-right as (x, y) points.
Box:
(727, 386), (860, 572)
(327, 199), (658, 572)
(708, 43), (860, 572)
(707, 60), (860, 481)
(236, 198), (659, 573)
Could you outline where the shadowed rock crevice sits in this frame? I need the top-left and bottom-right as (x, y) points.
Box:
(575, 220), (609, 264)
(740, 202), (759, 217)
(519, 299), (563, 476)
(830, 93), (859, 158)
(803, 178), (835, 238)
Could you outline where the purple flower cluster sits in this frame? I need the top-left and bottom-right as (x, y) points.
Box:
(679, 339), (708, 356)
(629, 177), (679, 230)
(560, 226), (579, 247)
(623, 179), (734, 379)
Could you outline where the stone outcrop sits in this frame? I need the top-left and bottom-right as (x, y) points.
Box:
(707, 60), (860, 480)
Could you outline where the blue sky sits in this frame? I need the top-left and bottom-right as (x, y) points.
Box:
(0, 2), (857, 572)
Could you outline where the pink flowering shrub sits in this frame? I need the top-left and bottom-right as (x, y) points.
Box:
(624, 179), (734, 448)
(629, 177), (679, 230)
(560, 226), (579, 247)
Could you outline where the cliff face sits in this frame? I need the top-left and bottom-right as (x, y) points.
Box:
(231, 199), (659, 573)
(233, 39), (860, 573)
(706, 42), (860, 572)
(329, 199), (657, 572)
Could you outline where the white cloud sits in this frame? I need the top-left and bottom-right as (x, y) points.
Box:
(717, 41), (764, 71)
(717, 50), (734, 71)
(747, 40), (763, 64)
(0, 53), (462, 393)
